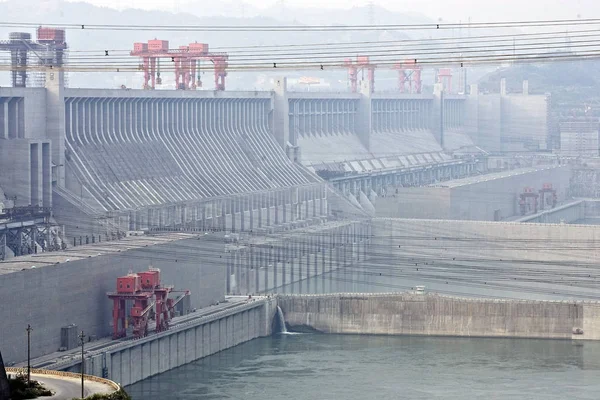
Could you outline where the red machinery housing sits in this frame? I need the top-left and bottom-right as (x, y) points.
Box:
(344, 56), (375, 93)
(131, 39), (228, 90)
(36, 27), (66, 43)
(539, 183), (558, 211)
(107, 268), (190, 339)
(437, 68), (453, 93)
(519, 187), (539, 216)
(393, 60), (422, 94)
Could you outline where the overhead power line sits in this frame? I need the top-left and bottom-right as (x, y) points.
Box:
(1, 18), (600, 31)
(32, 35), (600, 62)
(1, 49), (598, 73)
(53, 27), (600, 54)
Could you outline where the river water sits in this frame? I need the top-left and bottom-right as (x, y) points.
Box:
(127, 333), (600, 399)
(128, 262), (600, 399)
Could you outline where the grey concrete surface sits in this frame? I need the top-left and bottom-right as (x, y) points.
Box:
(227, 220), (371, 296)
(514, 200), (585, 223)
(375, 166), (571, 221)
(278, 293), (600, 340)
(373, 217), (600, 264)
(369, 217), (600, 301)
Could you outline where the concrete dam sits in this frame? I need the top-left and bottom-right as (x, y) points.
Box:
(0, 65), (584, 390)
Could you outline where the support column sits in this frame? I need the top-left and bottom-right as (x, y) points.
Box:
(432, 83), (445, 149)
(356, 80), (373, 150)
(289, 241), (295, 292)
(45, 70), (66, 187)
(272, 77), (290, 148)
(465, 83), (479, 146)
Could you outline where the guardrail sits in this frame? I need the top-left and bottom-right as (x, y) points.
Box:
(6, 367), (120, 392)
(276, 292), (600, 304)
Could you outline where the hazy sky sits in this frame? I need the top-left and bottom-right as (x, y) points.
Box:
(62, 0), (598, 23)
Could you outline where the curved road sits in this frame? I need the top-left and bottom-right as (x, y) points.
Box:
(27, 373), (115, 400)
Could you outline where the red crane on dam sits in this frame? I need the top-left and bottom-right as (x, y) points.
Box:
(345, 56), (376, 93)
(393, 59), (423, 94)
(539, 183), (558, 210)
(519, 187), (539, 216)
(107, 268), (190, 339)
(344, 56), (458, 95)
(131, 39), (229, 90)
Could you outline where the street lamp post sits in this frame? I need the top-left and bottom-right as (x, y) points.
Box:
(78, 331), (85, 399)
(26, 325), (32, 387)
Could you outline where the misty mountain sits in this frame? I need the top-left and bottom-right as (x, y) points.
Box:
(478, 59), (600, 118)
(181, 2), (433, 27)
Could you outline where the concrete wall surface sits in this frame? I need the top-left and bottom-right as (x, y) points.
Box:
(372, 218), (600, 263)
(0, 234), (226, 364)
(515, 200), (585, 224)
(502, 95), (548, 150)
(449, 166), (571, 221)
(374, 166), (571, 221)
(0, 139), (30, 205)
(227, 220), (371, 295)
(278, 293), (600, 340)
(375, 187), (451, 219)
(476, 94), (502, 151)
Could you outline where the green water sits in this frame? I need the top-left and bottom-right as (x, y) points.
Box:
(127, 334), (600, 399)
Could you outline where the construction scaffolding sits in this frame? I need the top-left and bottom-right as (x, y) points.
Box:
(0, 206), (65, 260)
(0, 27), (67, 88)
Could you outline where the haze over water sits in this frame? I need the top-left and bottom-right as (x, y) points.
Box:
(127, 334), (600, 399)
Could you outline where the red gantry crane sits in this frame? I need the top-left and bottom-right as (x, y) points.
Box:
(436, 68), (453, 93)
(131, 39), (229, 90)
(343, 57), (457, 95)
(539, 183), (558, 211)
(344, 56), (376, 93)
(108, 267), (190, 339)
(392, 59), (422, 94)
(519, 187), (539, 216)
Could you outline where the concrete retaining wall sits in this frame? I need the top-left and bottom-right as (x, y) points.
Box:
(63, 298), (277, 387)
(278, 293), (600, 340)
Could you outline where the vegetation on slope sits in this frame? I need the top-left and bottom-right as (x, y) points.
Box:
(74, 388), (132, 400)
(8, 374), (53, 400)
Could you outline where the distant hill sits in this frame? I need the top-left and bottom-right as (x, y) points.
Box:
(478, 59), (600, 116)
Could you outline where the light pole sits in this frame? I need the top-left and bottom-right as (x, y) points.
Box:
(26, 324), (32, 387)
(78, 331), (85, 399)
